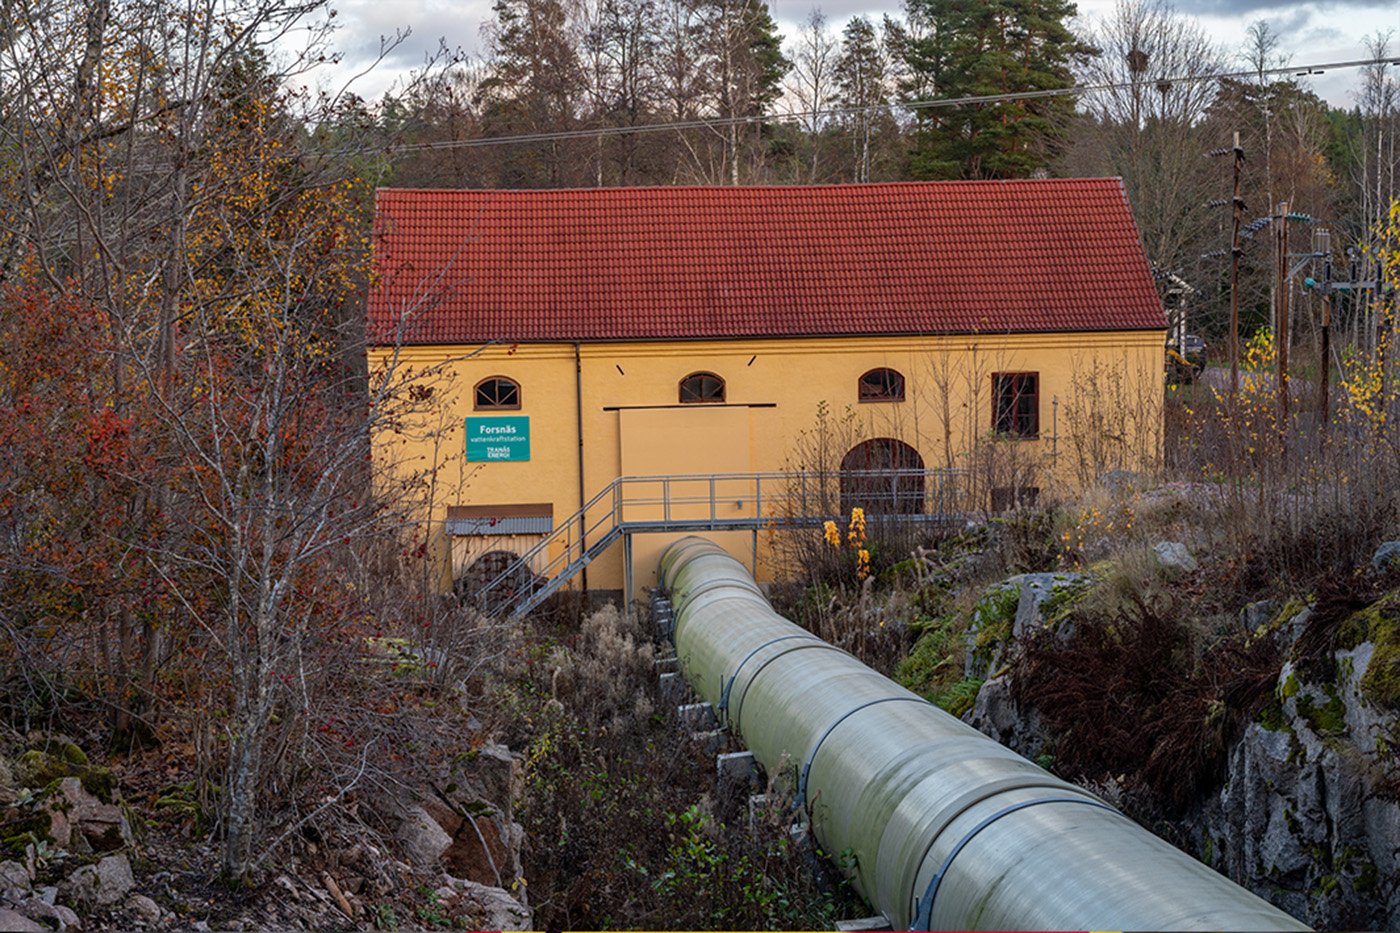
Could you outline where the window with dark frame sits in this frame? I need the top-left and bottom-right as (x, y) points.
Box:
(858, 367), (905, 402)
(992, 372), (1039, 438)
(474, 376), (521, 411)
(679, 371), (725, 404)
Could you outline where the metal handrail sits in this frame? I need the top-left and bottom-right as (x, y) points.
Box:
(473, 467), (967, 613)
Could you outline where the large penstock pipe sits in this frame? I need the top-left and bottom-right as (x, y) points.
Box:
(658, 536), (1308, 932)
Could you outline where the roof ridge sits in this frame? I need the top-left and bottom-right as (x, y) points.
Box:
(373, 178), (1127, 196)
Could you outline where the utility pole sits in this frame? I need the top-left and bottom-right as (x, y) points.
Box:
(1316, 227), (1332, 434)
(1207, 132), (1246, 397)
(1229, 132), (1244, 398)
(1276, 200), (1290, 425)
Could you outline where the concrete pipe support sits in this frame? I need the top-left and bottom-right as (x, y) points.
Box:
(657, 536), (1307, 932)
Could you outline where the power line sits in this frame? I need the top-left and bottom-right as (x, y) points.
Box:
(375, 55), (1400, 154)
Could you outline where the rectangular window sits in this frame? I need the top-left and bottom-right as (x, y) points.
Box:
(992, 372), (1039, 439)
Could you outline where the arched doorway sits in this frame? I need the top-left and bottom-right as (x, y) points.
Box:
(456, 549), (535, 609)
(840, 439), (925, 515)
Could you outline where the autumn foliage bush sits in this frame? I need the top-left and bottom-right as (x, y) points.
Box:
(0, 258), (490, 868)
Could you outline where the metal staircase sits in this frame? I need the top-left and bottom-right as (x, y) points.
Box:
(470, 468), (966, 617)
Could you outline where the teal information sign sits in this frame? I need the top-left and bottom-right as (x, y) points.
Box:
(466, 416), (530, 462)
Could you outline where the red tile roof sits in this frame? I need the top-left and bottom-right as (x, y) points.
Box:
(367, 180), (1166, 345)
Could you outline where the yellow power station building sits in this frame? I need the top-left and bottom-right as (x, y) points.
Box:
(367, 180), (1167, 612)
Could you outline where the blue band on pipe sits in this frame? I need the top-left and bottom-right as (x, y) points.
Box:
(909, 796), (1118, 931)
(719, 634), (819, 723)
(796, 696), (933, 811)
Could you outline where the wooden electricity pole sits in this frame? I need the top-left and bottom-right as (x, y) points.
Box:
(1276, 200), (1290, 424)
(1229, 132), (1244, 398)
(1208, 132), (1246, 398)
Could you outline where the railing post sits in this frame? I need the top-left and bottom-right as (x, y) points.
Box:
(710, 475), (716, 523)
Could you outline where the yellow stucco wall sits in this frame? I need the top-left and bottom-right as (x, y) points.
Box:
(371, 330), (1166, 600)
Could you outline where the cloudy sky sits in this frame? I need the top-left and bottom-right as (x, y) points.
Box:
(314, 0), (1400, 108)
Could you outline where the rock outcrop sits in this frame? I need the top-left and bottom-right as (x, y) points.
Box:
(1186, 621), (1400, 930)
(964, 572), (1089, 679)
(963, 583), (1400, 930)
(387, 742), (532, 928)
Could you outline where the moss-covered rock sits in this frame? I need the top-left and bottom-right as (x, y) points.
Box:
(968, 583), (1020, 674)
(1359, 615), (1400, 712)
(1295, 687), (1348, 738)
(0, 812), (52, 856)
(16, 747), (114, 803)
(896, 615), (962, 699)
(1336, 593), (1400, 712)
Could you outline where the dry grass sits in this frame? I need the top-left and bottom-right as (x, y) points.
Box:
(506, 606), (865, 933)
(1012, 587), (1283, 816)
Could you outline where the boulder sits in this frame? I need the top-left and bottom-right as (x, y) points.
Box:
(1186, 644), (1400, 930)
(1153, 540), (1198, 574)
(125, 893), (163, 924)
(443, 877), (532, 932)
(47, 777), (132, 852)
(65, 853), (135, 908)
(1371, 541), (1400, 572)
(0, 859), (31, 897)
(418, 797), (464, 839)
(16, 897), (81, 932)
(443, 813), (517, 888)
(967, 674), (1051, 762)
(396, 806), (453, 869)
(440, 744), (517, 825)
(1008, 573), (1088, 639)
(45, 805), (75, 849)
(964, 574), (1088, 679)
(54, 903), (82, 931)
(0, 908), (46, 933)
(1243, 600), (1279, 631)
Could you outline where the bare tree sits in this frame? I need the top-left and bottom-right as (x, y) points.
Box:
(1067, 0), (1224, 297)
(783, 8), (838, 182)
(1344, 33), (1400, 350)
(834, 16), (893, 183)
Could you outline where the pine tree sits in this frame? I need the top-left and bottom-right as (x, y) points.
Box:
(835, 17), (891, 182)
(892, 0), (1095, 179)
(477, 0), (586, 185)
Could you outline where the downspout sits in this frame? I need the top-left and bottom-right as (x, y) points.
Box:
(575, 342), (588, 597)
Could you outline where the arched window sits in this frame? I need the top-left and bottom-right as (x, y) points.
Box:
(474, 376), (521, 411)
(858, 367), (905, 402)
(840, 438), (925, 515)
(679, 371), (725, 404)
